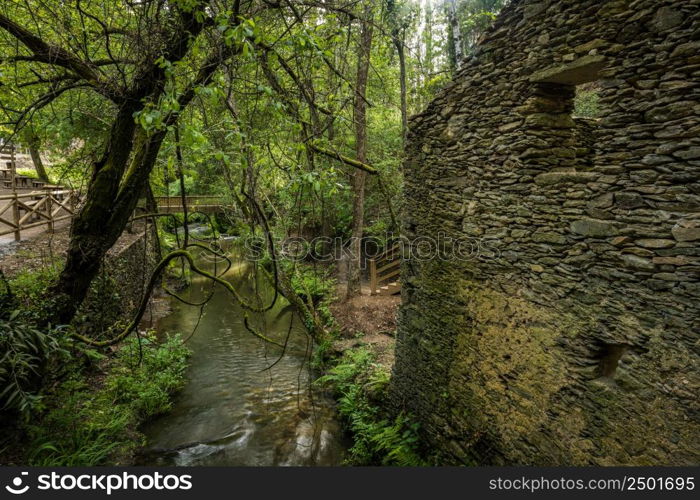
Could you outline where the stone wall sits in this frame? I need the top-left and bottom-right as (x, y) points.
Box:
(80, 228), (158, 330)
(390, 0), (699, 465)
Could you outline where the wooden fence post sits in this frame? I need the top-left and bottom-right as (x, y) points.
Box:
(369, 258), (377, 296)
(46, 193), (54, 233)
(12, 193), (20, 241)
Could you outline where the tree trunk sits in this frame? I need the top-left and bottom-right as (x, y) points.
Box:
(395, 36), (408, 140)
(424, 0), (434, 77)
(446, 0), (463, 73)
(2, 3), (213, 327)
(346, 4), (374, 299)
(50, 103), (167, 324)
(27, 133), (49, 183)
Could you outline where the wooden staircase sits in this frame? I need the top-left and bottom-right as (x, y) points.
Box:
(369, 244), (401, 296)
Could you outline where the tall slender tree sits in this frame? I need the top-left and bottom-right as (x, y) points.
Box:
(447, 0), (465, 72)
(346, 1), (374, 299)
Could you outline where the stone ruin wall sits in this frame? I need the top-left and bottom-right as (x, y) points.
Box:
(80, 227), (158, 329)
(390, 0), (700, 465)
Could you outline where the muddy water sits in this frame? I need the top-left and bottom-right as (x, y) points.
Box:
(137, 249), (346, 466)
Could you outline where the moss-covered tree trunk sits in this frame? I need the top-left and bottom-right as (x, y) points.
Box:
(26, 130), (50, 183)
(51, 109), (167, 324)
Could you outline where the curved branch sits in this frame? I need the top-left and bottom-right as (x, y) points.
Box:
(71, 249), (280, 347)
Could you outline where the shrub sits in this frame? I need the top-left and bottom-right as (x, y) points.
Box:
(575, 84), (601, 118)
(289, 264), (336, 326)
(0, 313), (68, 419)
(8, 265), (60, 323)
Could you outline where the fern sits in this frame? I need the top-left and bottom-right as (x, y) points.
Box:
(317, 347), (425, 466)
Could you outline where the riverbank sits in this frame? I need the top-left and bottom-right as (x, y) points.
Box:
(0, 222), (188, 466)
(309, 273), (427, 466)
(329, 285), (399, 369)
(0, 327), (190, 466)
(0, 219), (149, 278)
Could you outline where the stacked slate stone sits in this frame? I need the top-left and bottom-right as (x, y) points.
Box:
(390, 0), (699, 466)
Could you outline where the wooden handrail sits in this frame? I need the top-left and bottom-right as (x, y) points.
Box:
(154, 195), (222, 199)
(0, 189), (72, 201)
(369, 243), (402, 296)
(144, 196), (227, 214)
(0, 189), (80, 240)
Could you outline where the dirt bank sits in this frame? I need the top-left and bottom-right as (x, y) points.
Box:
(329, 284), (400, 369)
(0, 221), (148, 278)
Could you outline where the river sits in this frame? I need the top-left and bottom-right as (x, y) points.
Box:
(136, 245), (346, 466)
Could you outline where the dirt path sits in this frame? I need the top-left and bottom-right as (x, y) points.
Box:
(0, 218), (146, 278)
(330, 283), (400, 368)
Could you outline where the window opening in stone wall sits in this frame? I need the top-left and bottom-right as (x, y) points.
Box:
(574, 83), (602, 119)
(597, 343), (629, 379)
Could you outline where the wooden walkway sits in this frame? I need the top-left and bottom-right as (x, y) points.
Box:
(153, 196), (226, 214)
(0, 143), (79, 242)
(0, 189), (79, 242)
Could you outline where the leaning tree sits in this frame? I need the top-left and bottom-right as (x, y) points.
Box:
(0, 0), (378, 327)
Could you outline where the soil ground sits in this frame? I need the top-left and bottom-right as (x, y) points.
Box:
(329, 282), (400, 369)
(0, 216), (147, 278)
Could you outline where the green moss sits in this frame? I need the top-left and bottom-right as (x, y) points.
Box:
(449, 280), (571, 453)
(404, 269), (699, 465)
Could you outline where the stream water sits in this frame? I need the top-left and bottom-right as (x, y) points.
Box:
(136, 244), (346, 466)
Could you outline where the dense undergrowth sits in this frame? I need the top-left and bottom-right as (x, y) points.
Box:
(0, 265), (190, 466)
(317, 347), (426, 466)
(287, 263), (336, 328)
(24, 334), (189, 466)
(287, 263), (425, 466)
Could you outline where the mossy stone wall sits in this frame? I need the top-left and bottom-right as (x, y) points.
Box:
(390, 0), (700, 465)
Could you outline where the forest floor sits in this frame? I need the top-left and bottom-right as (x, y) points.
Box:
(329, 283), (400, 369)
(0, 218), (146, 278)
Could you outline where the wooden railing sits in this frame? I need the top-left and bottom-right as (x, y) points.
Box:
(154, 196), (225, 213)
(0, 189), (80, 241)
(369, 244), (402, 296)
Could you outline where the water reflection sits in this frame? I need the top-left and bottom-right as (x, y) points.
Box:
(137, 246), (346, 466)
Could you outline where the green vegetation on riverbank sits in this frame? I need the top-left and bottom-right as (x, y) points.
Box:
(24, 334), (190, 466)
(0, 266), (191, 466)
(317, 347), (425, 466)
(289, 264), (425, 466)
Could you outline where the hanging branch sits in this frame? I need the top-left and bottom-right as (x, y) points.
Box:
(241, 190), (280, 313)
(70, 249), (283, 347)
(174, 124), (190, 248)
(258, 315), (295, 372)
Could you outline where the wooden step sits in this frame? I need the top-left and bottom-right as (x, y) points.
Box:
(378, 281), (401, 296)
